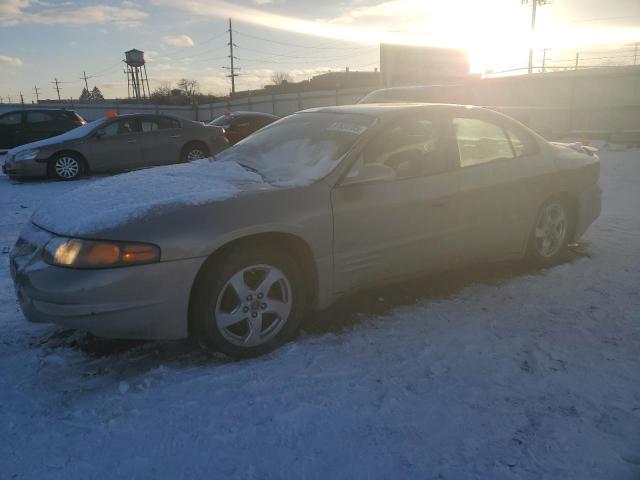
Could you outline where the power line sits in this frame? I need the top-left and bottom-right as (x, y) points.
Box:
(232, 30), (368, 50)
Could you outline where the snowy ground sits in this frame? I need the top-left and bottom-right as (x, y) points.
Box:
(1, 148), (639, 480)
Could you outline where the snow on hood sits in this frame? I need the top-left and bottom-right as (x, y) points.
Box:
(8, 118), (106, 156)
(31, 159), (264, 236)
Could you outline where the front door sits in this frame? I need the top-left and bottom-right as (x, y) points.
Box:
(331, 115), (460, 295)
(83, 117), (143, 172)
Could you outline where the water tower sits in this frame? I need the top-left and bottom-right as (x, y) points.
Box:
(124, 49), (151, 100)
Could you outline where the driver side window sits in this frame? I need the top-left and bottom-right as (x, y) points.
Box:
(102, 118), (139, 137)
(346, 117), (447, 183)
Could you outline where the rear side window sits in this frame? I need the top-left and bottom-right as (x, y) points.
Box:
(26, 111), (55, 124)
(0, 112), (21, 125)
(211, 115), (231, 127)
(453, 118), (514, 167)
(157, 117), (180, 129)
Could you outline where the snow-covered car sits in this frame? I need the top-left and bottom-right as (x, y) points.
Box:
(9, 104), (601, 358)
(2, 113), (229, 180)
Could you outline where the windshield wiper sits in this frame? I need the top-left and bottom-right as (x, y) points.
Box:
(237, 162), (264, 179)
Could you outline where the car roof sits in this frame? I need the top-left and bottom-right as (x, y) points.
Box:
(299, 103), (481, 117)
(2, 108), (77, 113)
(220, 111), (279, 119)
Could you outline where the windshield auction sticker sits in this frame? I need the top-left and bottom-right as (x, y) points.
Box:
(327, 122), (368, 135)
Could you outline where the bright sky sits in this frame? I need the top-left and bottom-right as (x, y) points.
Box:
(1, 0), (639, 102)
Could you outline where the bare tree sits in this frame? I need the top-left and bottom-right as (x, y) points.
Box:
(151, 82), (172, 100)
(270, 71), (291, 85)
(176, 78), (200, 97)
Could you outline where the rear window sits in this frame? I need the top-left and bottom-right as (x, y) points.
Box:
(210, 115), (232, 127)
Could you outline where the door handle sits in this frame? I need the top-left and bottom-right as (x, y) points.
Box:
(432, 200), (448, 207)
(170, 135), (181, 139)
(127, 139), (137, 144)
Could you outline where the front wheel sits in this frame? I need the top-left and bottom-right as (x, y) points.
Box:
(527, 199), (572, 264)
(192, 247), (306, 358)
(49, 154), (83, 180)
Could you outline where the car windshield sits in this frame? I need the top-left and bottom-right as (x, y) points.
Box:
(216, 112), (375, 186)
(60, 117), (108, 139)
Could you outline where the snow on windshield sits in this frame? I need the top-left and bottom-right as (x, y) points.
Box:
(217, 112), (374, 186)
(32, 159), (264, 236)
(8, 117), (107, 154)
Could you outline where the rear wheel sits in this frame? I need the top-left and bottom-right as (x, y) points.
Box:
(192, 246), (306, 358)
(527, 199), (572, 264)
(49, 153), (83, 180)
(181, 142), (209, 162)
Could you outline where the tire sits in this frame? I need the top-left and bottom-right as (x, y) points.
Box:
(181, 142), (209, 162)
(191, 245), (307, 359)
(48, 153), (83, 180)
(527, 198), (573, 265)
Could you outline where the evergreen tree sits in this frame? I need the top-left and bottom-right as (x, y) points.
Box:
(79, 87), (91, 103)
(90, 86), (105, 102)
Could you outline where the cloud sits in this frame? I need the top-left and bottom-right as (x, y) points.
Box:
(0, 54), (23, 66)
(0, 1), (148, 27)
(163, 34), (195, 47)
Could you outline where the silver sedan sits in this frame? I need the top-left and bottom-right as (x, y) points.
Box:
(10, 104), (601, 358)
(2, 113), (228, 180)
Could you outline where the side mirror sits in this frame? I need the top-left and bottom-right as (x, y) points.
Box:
(342, 163), (395, 185)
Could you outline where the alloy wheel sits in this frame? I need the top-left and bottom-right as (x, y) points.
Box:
(186, 148), (205, 161)
(54, 156), (80, 179)
(534, 202), (568, 258)
(215, 264), (292, 347)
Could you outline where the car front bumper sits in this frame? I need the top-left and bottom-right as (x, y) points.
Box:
(10, 223), (205, 340)
(2, 157), (48, 178)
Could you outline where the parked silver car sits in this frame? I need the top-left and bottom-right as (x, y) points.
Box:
(10, 104), (601, 358)
(2, 113), (228, 179)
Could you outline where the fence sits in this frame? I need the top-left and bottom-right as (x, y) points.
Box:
(2, 66), (640, 139)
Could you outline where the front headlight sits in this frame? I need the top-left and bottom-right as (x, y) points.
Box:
(43, 237), (160, 269)
(15, 149), (40, 161)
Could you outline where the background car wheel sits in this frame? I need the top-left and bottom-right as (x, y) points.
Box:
(181, 142), (209, 162)
(527, 198), (573, 265)
(48, 153), (83, 180)
(192, 246), (307, 359)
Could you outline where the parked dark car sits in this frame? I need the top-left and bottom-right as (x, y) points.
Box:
(0, 109), (86, 151)
(10, 104), (601, 358)
(209, 111), (278, 145)
(2, 113), (229, 180)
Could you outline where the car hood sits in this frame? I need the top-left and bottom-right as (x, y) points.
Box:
(31, 159), (267, 237)
(7, 126), (93, 157)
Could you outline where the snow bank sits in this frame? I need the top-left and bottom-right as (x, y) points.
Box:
(31, 159), (264, 236)
(8, 118), (107, 155)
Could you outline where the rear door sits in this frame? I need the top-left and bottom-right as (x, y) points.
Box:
(0, 111), (24, 149)
(139, 116), (183, 166)
(331, 114), (460, 295)
(448, 113), (547, 264)
(81, 117), (143, 172)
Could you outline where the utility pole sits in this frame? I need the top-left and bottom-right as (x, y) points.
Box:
(52, 78), (62, 101)
(33, 85), (40, 103)
(81, 71), (90, 91)
(634, 42), (638, 65)
(223, 18), (240, 96)
(541, 48), (551, 72)
(574, 52), (580, 70)
(7, 95), (12, 103)
(522, 0), (549, 74)
(19, 92), (24, 104)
